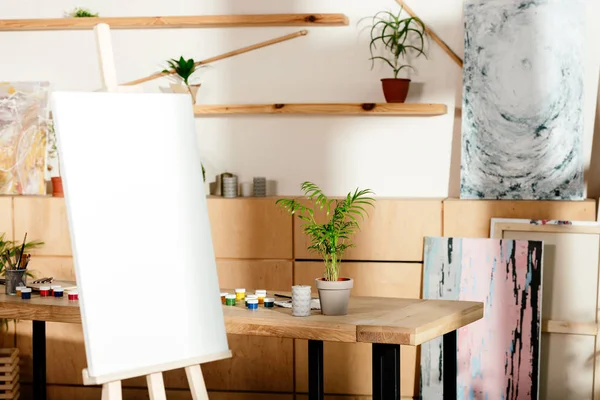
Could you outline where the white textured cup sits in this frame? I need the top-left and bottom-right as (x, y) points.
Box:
(240, 182), (253, 197)
(292, 285), (312, 317)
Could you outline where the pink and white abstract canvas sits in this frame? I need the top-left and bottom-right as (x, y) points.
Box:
(422, 237), (543, 399)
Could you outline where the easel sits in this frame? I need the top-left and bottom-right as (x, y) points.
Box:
(85, 23), (232, 400)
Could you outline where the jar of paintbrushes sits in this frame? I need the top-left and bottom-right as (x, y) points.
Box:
(3, 238), (32, 296)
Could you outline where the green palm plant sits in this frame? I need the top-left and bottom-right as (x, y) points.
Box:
(65, 7), (99, 18)
(162, 57), (202, 87)
(277, 182), (375, 281)
(369, 9), (426, 78)
(0, 233), (44, 276)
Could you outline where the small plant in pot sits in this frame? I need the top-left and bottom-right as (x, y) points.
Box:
(162, 56), (205, 105)
(277, 182), (375, 316)
(368, 9), (426, 103)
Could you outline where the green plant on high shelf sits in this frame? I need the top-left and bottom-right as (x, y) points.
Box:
(64, 7), (99, 18)
(162, 56), (206, 104)
(277, 182), (375, 316)
(367, 7), (427, 103)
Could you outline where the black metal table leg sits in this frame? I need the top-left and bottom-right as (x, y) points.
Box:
(308, 339), (324, 400)
(372, 343), (400, 400)
(33, 320), (47, 400)
(443, 330), (458, 400)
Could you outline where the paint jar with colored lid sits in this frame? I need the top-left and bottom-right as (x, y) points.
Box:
(220, 293), (228, 304)
(264, 298), (274, 308)
(15, 286), (26, 296)
(21, 288), (32, 300)
(50, 285), (62, 295)
(255, 290), (267, 304)
(225, 294), (236, 306)
(245, 295), (257, 307)
(39, 286), (51, 297)
(235, 288), (246, 301)
(247, 299), (258, 310)
(53, 288), (64, 298)
(68, 291), (79, 301)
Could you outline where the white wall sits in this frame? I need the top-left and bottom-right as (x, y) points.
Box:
(0, 0), (598, 197)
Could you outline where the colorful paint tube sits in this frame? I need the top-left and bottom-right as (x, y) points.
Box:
(21, 288), (32, 300)
(247, 299), (258, 310)
(255, 290), (267, 304)
(226, 294), (236, 306)
(235, 288), (246, 301)
(264, 298), (274, 308)
(245, 295), (257, 307)
(39, 286), (50, 297)
(53, 288), (64, 298)
(221, 292), (228, 304)
(15, 286), (26, 297)
(68, 291), (79, 301)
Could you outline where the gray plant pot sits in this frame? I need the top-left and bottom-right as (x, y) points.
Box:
(315, 277), (354, 316)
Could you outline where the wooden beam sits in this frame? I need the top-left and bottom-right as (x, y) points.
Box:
(395, 0), (463, 68)
(194, 103), (448, 116)
(0, 14), (349, 31)
(124, 30), (307, 86)
(542, 319), (598, 336)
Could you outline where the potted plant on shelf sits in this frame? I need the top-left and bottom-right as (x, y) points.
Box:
(64, 7), (99, 18)
(277, 182), (375, 316)
(162, 56), (204, 105)
(368, 8), (426, 103)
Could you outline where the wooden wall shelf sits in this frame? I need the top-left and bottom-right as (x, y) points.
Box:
(0, 14), (349, 31)
(193, 103), (448, 116)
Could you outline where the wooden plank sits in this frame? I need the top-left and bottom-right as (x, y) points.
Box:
(13, 197), (72, 256)
(207, 197), (292, 259)
(543, 320), (598, 336)
(0, 14), (349, 31)
(294, 262), (421, 397)
(442, 198), (597, 237)
(194, 103), (448, 116)
(294, 199), (442, 262)
(217, 259), (292, 291)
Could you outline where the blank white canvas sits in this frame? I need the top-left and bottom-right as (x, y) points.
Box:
(51, 92), (229, 380)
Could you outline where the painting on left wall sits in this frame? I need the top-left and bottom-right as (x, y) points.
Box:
(0, 82), (49, 194)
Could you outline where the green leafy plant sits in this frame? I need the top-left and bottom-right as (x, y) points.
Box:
(368, 9), (426, 78)
(277, 182), (375, 281)
(162, 57), (203, 86)
(0, 233), (44, 276)
(65, 7), (99, 18)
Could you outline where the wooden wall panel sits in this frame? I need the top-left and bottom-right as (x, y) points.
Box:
(294, 262), (421, 397)
(207, 197), (292, 259)
(13, 197), (72, 256)
(294, 199), (442, 262)
(443, 198), (597, 238)
(217, 259), (292, 291)
(0, 197), (13, 240)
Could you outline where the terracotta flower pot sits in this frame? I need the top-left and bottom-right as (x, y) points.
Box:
(51, 177), (64, 197)
(381, 78), (411, 103)
(315, 277), (354, 316)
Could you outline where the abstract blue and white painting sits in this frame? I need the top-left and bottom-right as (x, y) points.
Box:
(460, 0), (585, 200)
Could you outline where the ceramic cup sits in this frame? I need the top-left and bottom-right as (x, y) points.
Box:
(292, 285), (312, 317)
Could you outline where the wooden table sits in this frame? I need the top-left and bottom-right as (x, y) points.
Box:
(0, 291), (483, 400)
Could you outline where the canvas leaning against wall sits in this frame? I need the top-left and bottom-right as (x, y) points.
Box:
(421, 237), (543, 399)
(460, 0), (585, 200)
(0, 82), (50, 195)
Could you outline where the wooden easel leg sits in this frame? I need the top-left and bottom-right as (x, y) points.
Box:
(146, 372), (167, 400)
(101, 381), (122, 400)
(185, 364), (208, 400)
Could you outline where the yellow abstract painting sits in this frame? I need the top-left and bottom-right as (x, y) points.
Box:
(0, 82), (49, 194)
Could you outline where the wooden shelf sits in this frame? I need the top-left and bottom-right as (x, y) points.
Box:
(193, 103), (448, 116)
(0, 14), (349, 31)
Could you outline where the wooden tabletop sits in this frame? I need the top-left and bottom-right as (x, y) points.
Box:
(0, 291), (483, 346)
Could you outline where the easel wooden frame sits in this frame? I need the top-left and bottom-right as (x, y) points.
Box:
(491, 221), (600, 399)
(87, 23), (232, 399)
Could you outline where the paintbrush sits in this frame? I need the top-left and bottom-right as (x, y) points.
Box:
(16, 232), (27, 270)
